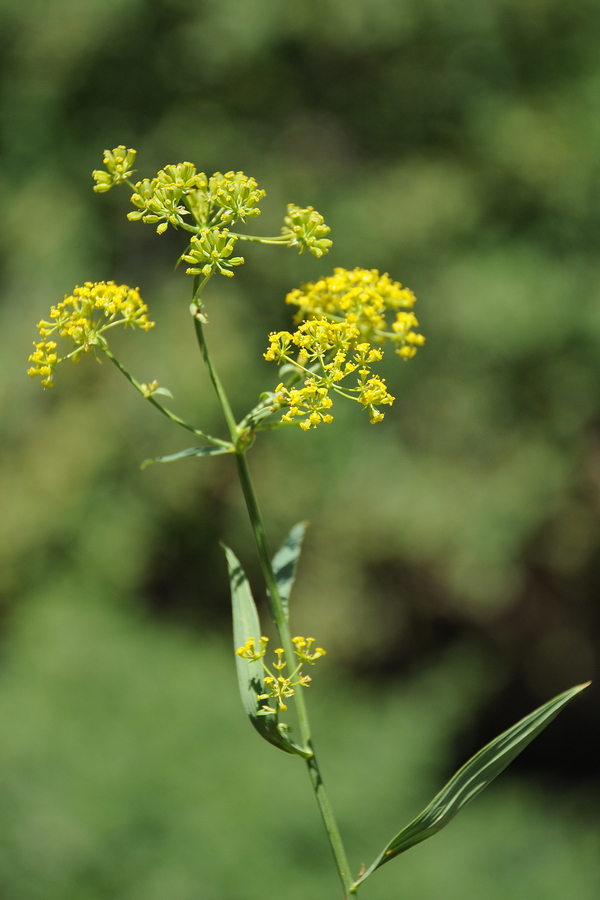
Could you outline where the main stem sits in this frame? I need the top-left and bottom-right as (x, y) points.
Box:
(192, 301), (354, 898)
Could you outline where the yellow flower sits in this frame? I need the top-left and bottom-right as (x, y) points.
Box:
(235, 636), (269, 661)
(263, 268), (424, 430)
(292, 636), (327, 663)
(264, 316), (397, 428)
(286, 267), (423, 357)
(27, 282), (154, 388)
(207, 171), (266, 225)
(237, 637), (326, 713)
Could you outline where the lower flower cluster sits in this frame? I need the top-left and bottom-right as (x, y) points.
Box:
(236, 635), (326, 713)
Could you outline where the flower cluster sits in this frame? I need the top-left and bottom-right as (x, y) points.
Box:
(205, 171), (266, 225)
(92, 149), (332, 279)
(281, 204), (333, 258)
(128, 163), (205, 233)
(28, 282), (154, 387)
(236, 635), (326, 713)
(265, 318), (395, 428)
(182, 228), (244, 277)
(92, 146), (137, 193)
(286, 267), (424, 358)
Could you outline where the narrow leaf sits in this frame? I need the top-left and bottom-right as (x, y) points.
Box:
(356, 681), (590, 886)
(240, 394), (278, 430)
(141, 445), (232, 469)
(271, 521), (307, 619)
(222, 544), (308, 757)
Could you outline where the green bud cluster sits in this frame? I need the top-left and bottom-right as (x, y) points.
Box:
(92, 146), (137, 193)
(205, 171), (266, 225)
(91, 147), (332, 277)
(281, 204), (332, 257)
(128, 163), (205, 233)
(182, 228), (244, 278)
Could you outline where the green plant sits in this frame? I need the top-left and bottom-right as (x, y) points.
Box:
(27, 146), (590, 899)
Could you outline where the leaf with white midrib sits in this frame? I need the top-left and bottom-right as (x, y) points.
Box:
(271, 521), (307, 619)
(354, 681), (590, 888)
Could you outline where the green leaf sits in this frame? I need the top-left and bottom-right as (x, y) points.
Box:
(151, 385), (174, 398)
(141, 445), (232, 469)
(271, 521), (307, 619)
(355, 681), (590, 887)
(222, 544), (308, 757)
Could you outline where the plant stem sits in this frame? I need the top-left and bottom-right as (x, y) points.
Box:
(100, 343), (229, 447)
(192, 317), (239, 441)
(192, 308), (355, 899)
(235, 452), (354, 898)
(228, 232), (291, 244)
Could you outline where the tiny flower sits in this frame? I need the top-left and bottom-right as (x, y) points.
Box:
(286, 267), (423, 354)
(262, 268), (424, 430)
(236, 636), (269, 661)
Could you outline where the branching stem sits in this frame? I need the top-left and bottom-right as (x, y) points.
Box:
(99, 342), (229, 447)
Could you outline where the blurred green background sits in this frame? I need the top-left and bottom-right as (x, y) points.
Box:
(1, 0), (600, 896)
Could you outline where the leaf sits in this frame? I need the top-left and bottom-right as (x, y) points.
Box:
(240, 394), (278, 429)
(271, 522), (307, 619)
(355, 681), (590, 887)
(151, 386), (174, 398)
(222, 544), (308, 757)
(141, 445), (232, 469)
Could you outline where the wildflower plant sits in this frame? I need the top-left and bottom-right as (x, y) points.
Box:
(29, 146), (589, 898)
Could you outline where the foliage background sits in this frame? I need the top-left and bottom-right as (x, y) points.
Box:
(0, 0), (599, 896)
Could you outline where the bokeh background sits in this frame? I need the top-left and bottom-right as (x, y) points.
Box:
(1, 0), (600, 897)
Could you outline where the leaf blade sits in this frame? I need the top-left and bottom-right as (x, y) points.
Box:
(271, 521), (307, 619)
(223, 544), (308, 757)
(356, 681), (590, 886)
(141, 445), (232, 469)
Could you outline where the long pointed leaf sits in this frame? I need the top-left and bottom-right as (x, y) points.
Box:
(223, 544), (308, 757)
(356, 681), (589, 886)
(141, 445), (232, 469)
(271, 521), (307, 619)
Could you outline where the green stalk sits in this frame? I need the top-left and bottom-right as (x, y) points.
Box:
(235, 452), (354, 898)
(228, 232), (291, 244)
(192, 316), (239, 441)
(100, 343), (229, 447)
(192, 297), (355, 898)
